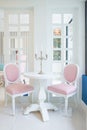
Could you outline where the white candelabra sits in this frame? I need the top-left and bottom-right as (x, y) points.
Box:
(35, 51), (48, 74)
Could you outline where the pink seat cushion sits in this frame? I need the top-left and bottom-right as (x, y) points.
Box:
(48, 83), (76, 95)
(6, 83), (34, 95)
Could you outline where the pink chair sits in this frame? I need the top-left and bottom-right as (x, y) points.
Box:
(48, 64), (79, 114)
(4, 63), (34, 115)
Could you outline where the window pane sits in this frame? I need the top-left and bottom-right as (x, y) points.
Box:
(9, 26), (18, 32)
(53, 38), (61, 48)
(20, 26), (29, 31)
(9, 39), (15, 48)
(53, 27), (61, 36)
(52, 14), (61, 24)
(20, 14), (29, 24)
(9, 50), (16, 62)
(63, 14), (73, 24)
(64, 50), (73, 61)
(0, 10), (4, 30)
(64, 25), (73, 36)
(9, 38), (18, 48)
(53, 50), (61, 60)
(20, 38), (23, 49)
(9, 32), (17, 37)
(9, 14), (18, 24)
(64, 37), (73, 48)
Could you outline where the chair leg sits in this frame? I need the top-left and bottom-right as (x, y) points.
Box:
(5, 92), (7, 107)
(73, 95), (77, 107)
(12, 97), (15, 115)
(31, 93), (33, 103)
(65, 97), (68, 114)
(47, 92), (50, 102)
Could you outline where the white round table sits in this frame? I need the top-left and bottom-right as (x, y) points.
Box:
(23, 72), (58, 121)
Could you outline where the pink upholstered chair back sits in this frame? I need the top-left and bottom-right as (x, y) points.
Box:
(4, 63), (20, 83)
(64, 64), (78, 83)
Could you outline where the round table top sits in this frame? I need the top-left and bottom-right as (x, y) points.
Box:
(23, 72), (57, 80)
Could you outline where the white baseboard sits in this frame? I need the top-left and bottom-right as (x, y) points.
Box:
(81, 100), (87, 130)
(81, 100), (87, 112)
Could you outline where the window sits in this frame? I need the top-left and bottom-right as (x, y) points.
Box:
(0, 10), (4, 63)
(52, 12), (73, 82)
(2, 9), (34, 72)
(0, 9), (34, 72)
(8, 13), (30, 65)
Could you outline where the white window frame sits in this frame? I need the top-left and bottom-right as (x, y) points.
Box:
(51, 10), (74, 83)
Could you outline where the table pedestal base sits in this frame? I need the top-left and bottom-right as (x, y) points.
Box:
(23, 73), (58, 121)
(24, 102), (58, 121)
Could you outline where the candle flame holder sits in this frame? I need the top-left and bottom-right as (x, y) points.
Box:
(35, 51), (48, 74)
